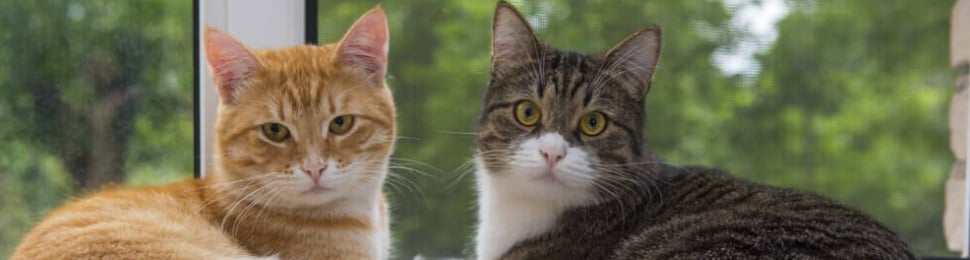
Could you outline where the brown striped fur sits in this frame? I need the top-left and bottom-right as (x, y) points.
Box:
(12, 7), (394, 260)
(499, 167), (915, 259)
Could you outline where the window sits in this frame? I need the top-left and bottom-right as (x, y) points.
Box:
(0, 0), (961, 258)
(0, 1), (192, 256)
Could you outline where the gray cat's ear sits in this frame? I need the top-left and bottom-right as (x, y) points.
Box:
(204, 26), (260, 104)
(604, 26), (662, 99)
(336, 6), (389, 86)
(491, 1), (541, 73)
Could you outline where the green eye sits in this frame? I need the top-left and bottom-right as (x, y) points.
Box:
(261, 123), (291, 142)
(514, 101), (541, 126)
(329, 115), (355, 135)
(579, 112), (607, 136)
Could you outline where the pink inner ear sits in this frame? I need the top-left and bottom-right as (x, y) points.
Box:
(491, 3), (538, 63)
(204, 27), (258, 102)
(336, 8), (389, 84)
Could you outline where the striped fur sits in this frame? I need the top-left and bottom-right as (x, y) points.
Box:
(475, 2), (913, 259)
(12, 7), (394, 260)
(499, 167), (914, 259)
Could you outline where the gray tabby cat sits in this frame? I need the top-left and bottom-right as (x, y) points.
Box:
(474, 2), (914, 259)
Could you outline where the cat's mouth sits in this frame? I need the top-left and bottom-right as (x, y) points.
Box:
(533, 169), (564, 184)
(301, 186), (333, 195)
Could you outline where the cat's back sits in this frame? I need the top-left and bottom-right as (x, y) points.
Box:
(615, 167), (914, 259)
(11, 179), (251, 260)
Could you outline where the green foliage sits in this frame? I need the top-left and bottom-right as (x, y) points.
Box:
(0, 0), (956, 258)
(721, 1), (954, 254)
(0, 0), (192, 257)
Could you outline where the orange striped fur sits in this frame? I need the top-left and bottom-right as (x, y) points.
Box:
(12, 7), (394, 260)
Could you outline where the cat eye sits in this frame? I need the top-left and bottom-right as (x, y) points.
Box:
(514, 100), (541, 126)
(261, 123), (291, 142)
(329, 115), (356, 135)
(579, 112), (607, 136)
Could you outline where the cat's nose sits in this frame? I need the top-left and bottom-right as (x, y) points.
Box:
(538, 133), (567, 167)
(540, 147), (565, 167)
(302, 163), (328, 183)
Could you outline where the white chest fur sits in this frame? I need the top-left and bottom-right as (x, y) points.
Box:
(473, 133), (599, 260)
(475, 168), (571, 260)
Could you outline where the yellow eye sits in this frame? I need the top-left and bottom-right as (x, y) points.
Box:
(261, 123), (291, 142)
(514, 101), (541, 126)
(579, 112), (607, 136)
(329, 115), (355, 135)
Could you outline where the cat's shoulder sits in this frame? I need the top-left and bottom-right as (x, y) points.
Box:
(663, 165), (819, 199)
(666, 165), (751, 183)
(654, 165), (869, 215)
(87, 178), (202, 199)
(44, 178), (205, 217)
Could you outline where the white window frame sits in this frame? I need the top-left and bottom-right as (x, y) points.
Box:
(196, 0), (311, 177)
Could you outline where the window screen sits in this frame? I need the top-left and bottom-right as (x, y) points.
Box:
(0, 1), (192, 257)
(0, 0), (955, 258)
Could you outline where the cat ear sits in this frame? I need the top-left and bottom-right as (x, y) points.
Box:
(335, 6), (389, 86)
(491, 1), (542, 72)
(603, 26), (662, 99)
(204, 26), (259, 104)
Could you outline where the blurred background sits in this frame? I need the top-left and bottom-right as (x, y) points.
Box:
(0, 0), (958, 258)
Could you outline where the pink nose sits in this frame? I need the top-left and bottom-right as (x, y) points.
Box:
(540, 147), (565, 167)
(302, 162), (328, 183)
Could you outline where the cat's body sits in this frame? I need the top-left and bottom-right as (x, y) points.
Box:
(475, 2), (913, 259)
(13, 178), (387, 260)
(482, 165), (912, 259)
(13, 7), (394, 260)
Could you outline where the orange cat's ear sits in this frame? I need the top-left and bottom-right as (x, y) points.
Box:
(604, 26), (662, 99)
(204, 26), (259, 104)
(335, 6), (389, 86)
(491, 1), (541, 73)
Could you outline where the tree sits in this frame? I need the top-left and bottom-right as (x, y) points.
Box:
(0, 1), (192, 256)
(724, 0), (953, 254)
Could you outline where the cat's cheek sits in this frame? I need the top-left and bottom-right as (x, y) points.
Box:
(587, 133), (635, 166)
(279, 166), (298, 177)
(475, 148), (510, 174)
(477, 146), (517, 176)
(341, 123), (394, 156)
(482, 162), (508, 177)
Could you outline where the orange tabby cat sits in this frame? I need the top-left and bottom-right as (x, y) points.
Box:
(12, 7), (394, 260)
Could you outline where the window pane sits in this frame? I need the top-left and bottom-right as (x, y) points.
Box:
(318, 0), (955, 257)
(0, 1), (192, 257)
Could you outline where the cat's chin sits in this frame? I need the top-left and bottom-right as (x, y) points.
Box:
(532, 171), (566, 184)
(271, 180), (383, 210)
(273, 193), (343, 209)
(512, 172), (573, 193)
(294, 186), (345, 201)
